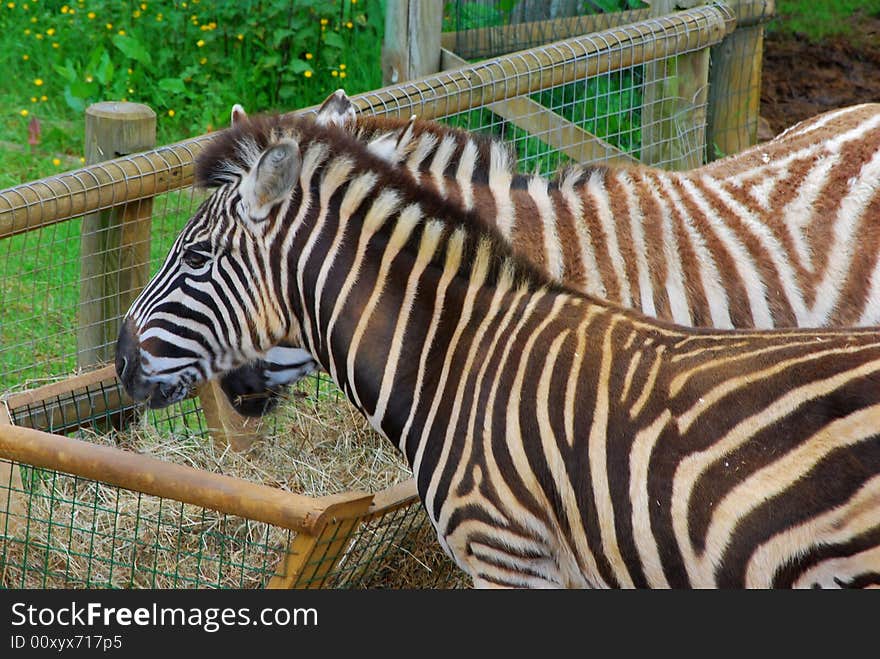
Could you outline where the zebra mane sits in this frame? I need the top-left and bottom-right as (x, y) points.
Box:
(351, 114), (612, 187)
(354, 114), (516, 178)
(195, 112), (585, 300)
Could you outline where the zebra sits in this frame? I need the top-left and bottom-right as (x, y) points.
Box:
(219, 93), (880, 415)
(117, 111), (880, 588)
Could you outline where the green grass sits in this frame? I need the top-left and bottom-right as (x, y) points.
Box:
(768, 0), (880, 41)
(0, 0), (385, 183)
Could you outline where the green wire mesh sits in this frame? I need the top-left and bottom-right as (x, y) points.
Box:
(0, 374), (461, 589)
(0, 462), (292, 589)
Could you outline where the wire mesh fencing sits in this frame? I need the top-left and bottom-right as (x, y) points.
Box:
(1, 2), (754, 588)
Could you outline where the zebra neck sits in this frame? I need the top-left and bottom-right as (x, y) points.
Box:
(289, 195), (570, 464)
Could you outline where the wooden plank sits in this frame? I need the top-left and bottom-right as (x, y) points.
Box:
(442, 48), (637, 166)
(367, 478), (419, 515)
(0, 5), (734, 239)
(267, 495), (373, 589)
(382, 0), (444, 84)
(2, 365), (130, 435)
(3, 365), (117, 411)
(196, 380), (263, 452)
(0, 423), (373, 535)
(440, 9), (652, 60)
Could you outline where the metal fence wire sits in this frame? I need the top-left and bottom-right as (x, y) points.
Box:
(1, 2), (762, 588)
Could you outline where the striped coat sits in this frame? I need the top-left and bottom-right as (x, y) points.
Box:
(117, 114), (880, 588)
(216, 100), (880, 415)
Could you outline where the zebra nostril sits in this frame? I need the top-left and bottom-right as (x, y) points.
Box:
(115, 318), (140, 386)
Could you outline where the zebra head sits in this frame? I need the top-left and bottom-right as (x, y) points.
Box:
(212, 92), (419, 416)
(116, 124), (307, 409)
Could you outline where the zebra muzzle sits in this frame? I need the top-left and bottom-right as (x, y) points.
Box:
(115, 317), (187, 408)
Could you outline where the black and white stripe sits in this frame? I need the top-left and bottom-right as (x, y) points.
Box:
(117, 112), (880, 588)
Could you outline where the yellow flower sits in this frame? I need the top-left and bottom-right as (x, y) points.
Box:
(40, 95), (47, 101)
(304, 70), (312, 78)
(105, 22), (112, 29)
(320, 18), (328, 25)
(199, 57), (206, 64)
(141, 3), (147, 10)
(346, 21), (353, 28)
(128, 87), (134, 93)
(23, 28), (30, 34)
(305, 52), (313, 60)
(52, 158), (61, 166)
(339, 63), (346, 70)
(236, 33), (243, 40)
(85, 74), (93, 82)
(127, 68), (133, 74)
(7, 2), (15, 8)
(22, 2), (28, 8)
(156, 13), (162, 21)
(181, 1), (186, 7)
(168, 109), (175, 117)
(20, 109), (28, 117)
(340, 71), (346, 78)
(46, 27), (55, 35)
(196, 39), (205, 47)
(200, 24), (208, 31)
(34, 78), (43, 86)
(22, 54), (29, 60)
(133, 9), (140, 18)
(352, 0), (357, 3)
(80, 157), (85, 163)
(30, 15), (36, 22)
(61, 5), (68, 13)
(68, 7), (74, 13)
(87, 10), (94, 18)
(35, 33), (43, 39)
(30, 96), (37, 103)
(117, 29), (125, 35)
(52, 42), (59, 48)
(331, 70), (338, 77)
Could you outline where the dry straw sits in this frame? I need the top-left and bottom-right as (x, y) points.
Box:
(1, 378), (465, 589)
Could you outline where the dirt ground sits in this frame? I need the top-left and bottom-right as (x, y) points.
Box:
(760, 12), (880, 137)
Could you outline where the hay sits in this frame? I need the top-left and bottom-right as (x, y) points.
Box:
(0, 374), (466, 589)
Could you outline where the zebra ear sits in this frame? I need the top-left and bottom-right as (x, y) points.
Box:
(315, 89), (356, 130)
(230, 103), (248, 127)
(241, 139), (301, 221)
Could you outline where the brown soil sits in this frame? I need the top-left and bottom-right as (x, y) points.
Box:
(760, 12), (880, 136)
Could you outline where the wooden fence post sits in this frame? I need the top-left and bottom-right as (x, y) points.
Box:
(0, 403), (27, 542)
(78, 102), (156, 370)
(382, 0), (444, 85)
(640, 0), (712, 170)
(706, 0), (774, 160)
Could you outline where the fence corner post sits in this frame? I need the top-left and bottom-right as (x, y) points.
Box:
(706, 0), (774, 160)
(196, 381), (264, 452)
(382, 0), (444, 85)
(640, 0), (713, 170)
(78, 101), (156, 371)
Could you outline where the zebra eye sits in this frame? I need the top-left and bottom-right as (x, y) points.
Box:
(183, 248), (211, 269)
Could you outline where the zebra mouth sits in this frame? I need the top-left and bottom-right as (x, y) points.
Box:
(147, 380), (192, 408)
